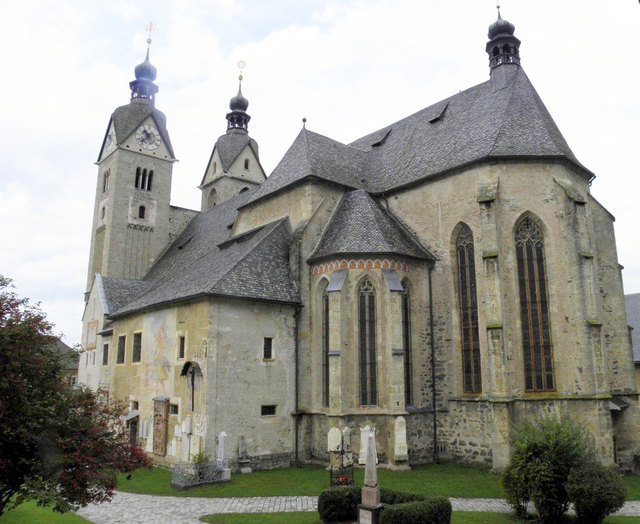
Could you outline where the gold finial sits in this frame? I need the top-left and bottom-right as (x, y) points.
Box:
(145, 22), (156, 46)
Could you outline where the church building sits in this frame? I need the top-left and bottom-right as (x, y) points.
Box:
(78, 13), (640, 472)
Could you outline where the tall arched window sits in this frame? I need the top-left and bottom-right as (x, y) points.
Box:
(322, 286), (330, 407)
(401, 279), (413, 406)
(516, 217), (554, 391)
(359, 279), (377, 406)
(456, 225), (481, 393)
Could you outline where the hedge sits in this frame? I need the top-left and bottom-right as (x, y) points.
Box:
(317, 486), (451, 523)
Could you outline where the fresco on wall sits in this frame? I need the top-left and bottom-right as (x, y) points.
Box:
(143, 312), (173, 394)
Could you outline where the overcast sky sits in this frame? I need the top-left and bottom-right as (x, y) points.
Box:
(1, 0), (638, 345)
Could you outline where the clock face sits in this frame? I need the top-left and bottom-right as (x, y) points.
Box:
(136, 124), (161, 151)
(104, 127), (116, 154)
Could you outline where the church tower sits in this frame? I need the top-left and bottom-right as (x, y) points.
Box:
(85, 46), (176, 294)
(199, 75), (266, 211)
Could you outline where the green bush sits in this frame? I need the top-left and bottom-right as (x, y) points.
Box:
(566, 461), (627, 524)
(317, 486), (361, 523)
(379, 497), (452, 524)
(502, 413), (594, 523)
(318, 486), (451, 524)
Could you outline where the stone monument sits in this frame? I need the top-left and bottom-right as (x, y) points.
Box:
(328, 427), (342, 470)
(359, 425), (378, 465)
(358, 431), (383, 523)
(393, 416), (409, 468)
(238, 435), (252, 474)
(216, 431), (231, 481)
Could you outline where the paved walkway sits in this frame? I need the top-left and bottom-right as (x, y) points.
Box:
(76, 492), (640, 523)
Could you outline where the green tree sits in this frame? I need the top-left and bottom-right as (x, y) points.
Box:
(0, 276), (150, 516)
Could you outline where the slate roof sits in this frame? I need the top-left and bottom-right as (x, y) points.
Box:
(626, 293), (640, 362)
(242, 66), (592, 207)
(110, 190), (299, 318)
(200, 129), (261, 186)
(98, 98), (175, 160)
(98, 275), (154, 315)
(309, 189), (434, 262)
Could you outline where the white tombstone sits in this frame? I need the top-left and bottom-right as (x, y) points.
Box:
(328, 427), (342, 452)
(359, 426), (378, 465)
(216, 431), (231, 480)
(394, 416), (409, 462)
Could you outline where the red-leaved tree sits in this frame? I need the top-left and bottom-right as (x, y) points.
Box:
(0, 276), (150, 516)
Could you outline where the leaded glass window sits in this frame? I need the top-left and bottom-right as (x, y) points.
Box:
(456, 225), (482, 393)
(516, 217), (554, 391)
(322, 289), (330, 407)
(359, 279), (377, 405)
(401, 280), (413, 405)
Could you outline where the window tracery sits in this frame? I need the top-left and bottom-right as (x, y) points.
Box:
(401, 280), (413, 405)
(358, 278), (377, 405)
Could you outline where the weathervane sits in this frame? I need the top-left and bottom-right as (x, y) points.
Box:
(145, 22), (156, 47)
(237, 60), (246, 83)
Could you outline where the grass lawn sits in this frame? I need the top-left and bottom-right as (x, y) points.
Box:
(118, 463), (504, 499)
(0, 501), (91, 523)
(199, 511), (640, 523)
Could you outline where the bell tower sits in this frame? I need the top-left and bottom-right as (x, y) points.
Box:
(199, 72), (266, 211)
(85, 42), (176, 295)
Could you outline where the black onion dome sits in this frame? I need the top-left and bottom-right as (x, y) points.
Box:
(488, 13), (515, 39)
(230, 86), (249, 112)
(134, 49), (157, 81)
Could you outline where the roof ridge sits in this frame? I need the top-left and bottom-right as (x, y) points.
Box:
(301, 128), (313, 177)
(362, 192), (393, 250)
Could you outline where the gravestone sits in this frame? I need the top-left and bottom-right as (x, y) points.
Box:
(343, 427), (353, 466)
(152, 396), (169, 456)
(216, 431), (231, 481)
(393, 416), (409, 463)
(328, 427), (342, 470)
(358, 431), (382, 523)
(359, 426), (377, 465)
(238, 435), (252, 473)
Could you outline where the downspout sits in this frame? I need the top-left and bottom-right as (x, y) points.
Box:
(294, 304), (301, 466)
(428, 263), (439, 464)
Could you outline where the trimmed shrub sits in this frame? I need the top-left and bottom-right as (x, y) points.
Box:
(502, 413), (595, 523)
(380, 488), (426, 505)
(379, 497), (452, 524)
(566, 461), (627, 524)
(318, 486), (360, 523)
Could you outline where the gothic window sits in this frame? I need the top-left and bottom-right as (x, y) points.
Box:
(132, 332), (142, 363)
(244, 158), (250, 170)
(135, 168), (153, 190)
(359, 278), (377, 406)
(138, 205), (146, 219)
(516, 217), (554, 391)
(456, 225), (482, 393)
(147, 170), (153, 191)
(135, 167), (141, 188)
(401, 279), (413, 405)
(322, 286), (330, 407)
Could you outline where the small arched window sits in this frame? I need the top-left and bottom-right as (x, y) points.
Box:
(207, 188), (217, 209)
(359, 278), (377, 406)
(103, 169), (110, 192)
(100, 206), (106, 220)
(321, 283), (330, 407)
(492, 46), (500, 57)
(135, 167), (141, 188)
(503, 44), (511, 54)
(456, 224), (481, 393)
(244, 158), (250, 170)
(147, 170), (153, 191)
(239, 187), (250, 194)
(516, 217), (554, 391)
(138, 205), (146, 219)
(401, 279), (412, 406)
(213, 161), (217, 174)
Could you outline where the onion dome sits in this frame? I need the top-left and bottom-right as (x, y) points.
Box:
(129, 47), (159, 104)
(226, 75), (251, 132)
(134, 49), (157, 81)
(488, 12), (515, 39)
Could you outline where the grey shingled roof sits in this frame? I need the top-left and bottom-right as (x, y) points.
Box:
(98, 98), (175, 160)
(241, 128), (367, 207)
(626, 293), (640, 362)
(110, 190), (299, 318)
(99, 275), (154, 315)
(199, 129), (261, 186)
(243, 66), (591, 207)
(309, 189), (434, 262)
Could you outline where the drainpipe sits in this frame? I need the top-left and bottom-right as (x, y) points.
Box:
(428, 263), (439, 464)
(294, 304), (301, 466)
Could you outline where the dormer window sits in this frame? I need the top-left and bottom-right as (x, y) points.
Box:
(138, 205), (146, 219)
(244, 159), (250, 170)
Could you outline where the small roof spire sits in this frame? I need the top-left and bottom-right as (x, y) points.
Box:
(226, 60), (251, 132)
(130, 23), (159, 104)
(486, 7), (521, 73)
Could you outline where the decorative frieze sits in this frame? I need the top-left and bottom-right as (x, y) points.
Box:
(313, 258), (409, 275)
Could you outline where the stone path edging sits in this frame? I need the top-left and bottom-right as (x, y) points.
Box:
(76, 491), (640, 523)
